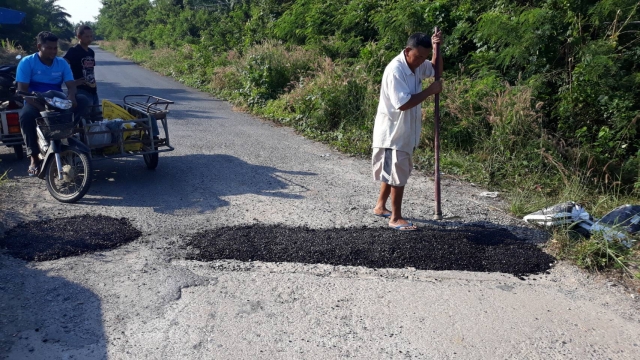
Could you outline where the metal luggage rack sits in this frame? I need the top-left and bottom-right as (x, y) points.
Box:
(81, 95), (175, 160)
(123, 94), (174, 153)
(123, 94), (173, 119)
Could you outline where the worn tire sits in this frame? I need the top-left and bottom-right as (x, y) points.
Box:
(143, 152), (159, 170)
(45, 149), (92, 203)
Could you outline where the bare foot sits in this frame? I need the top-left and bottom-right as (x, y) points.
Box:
(373, 206), (392, 217)
(28, 157), (41, 176)
(27, 163), (40, 176)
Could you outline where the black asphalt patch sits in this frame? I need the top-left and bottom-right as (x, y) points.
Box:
(184, 225), (555, 278)
(0, 215), (142, 262)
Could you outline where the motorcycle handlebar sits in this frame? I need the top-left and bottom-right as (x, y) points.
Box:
(15, 90), (34, 97)
(15, 90), (41, 101)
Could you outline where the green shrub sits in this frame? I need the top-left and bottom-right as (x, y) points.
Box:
(237, 41), (322, 107)
(259, 59), (377, 151)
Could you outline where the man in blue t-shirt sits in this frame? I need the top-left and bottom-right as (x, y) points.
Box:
(16, 31), (89, 176)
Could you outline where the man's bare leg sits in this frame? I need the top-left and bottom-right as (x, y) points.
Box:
(29, 155), (39, 167)
(389, 185), (416, 229)
(373, 182), (392, 216)
(28, 155), (40, 175)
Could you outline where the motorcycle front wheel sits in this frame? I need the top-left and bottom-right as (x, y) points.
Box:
(45, 149), (92, 203)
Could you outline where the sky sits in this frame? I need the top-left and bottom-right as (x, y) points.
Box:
(57, 0), (103, 24)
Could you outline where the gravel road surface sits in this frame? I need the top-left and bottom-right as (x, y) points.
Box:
(1, 47), (639, 359)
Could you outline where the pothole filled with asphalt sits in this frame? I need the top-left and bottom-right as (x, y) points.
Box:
(0, 215), (142, 261)
(184, 225), (556, 278)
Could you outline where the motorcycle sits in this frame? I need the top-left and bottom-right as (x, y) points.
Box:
(0, 55), (25, 159)
(0, 64), (18, 100)
(17, 90), (92, 203)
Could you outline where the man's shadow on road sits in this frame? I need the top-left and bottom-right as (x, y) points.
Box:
(0, 255), (107, 359)
(83, 154), (316, 214)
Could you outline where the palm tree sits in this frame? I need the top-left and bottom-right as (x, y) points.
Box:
(25, 0), (74, 39)
(41, 0), (74, 39)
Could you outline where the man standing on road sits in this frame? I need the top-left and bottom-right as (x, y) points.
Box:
(372, 31), (443, 230)
(16, 31), (88, 176)
(64, 25), (99, 119)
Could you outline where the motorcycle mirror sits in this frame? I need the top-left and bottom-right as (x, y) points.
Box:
(15, 55), (22, 60)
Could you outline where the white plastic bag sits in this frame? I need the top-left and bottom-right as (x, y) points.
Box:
(86, 121), (113, 148)
(523, 201), (593, 227)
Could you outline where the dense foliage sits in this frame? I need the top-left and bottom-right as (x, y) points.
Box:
(97, 0), (640, 202)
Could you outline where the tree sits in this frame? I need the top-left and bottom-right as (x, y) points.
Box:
(0, 0), (74, 51)
(98, 0), (151, 44)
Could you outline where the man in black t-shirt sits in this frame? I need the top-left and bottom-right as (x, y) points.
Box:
(64, 25), (99, 119)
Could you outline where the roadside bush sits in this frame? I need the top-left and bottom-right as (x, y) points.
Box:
(550, 228), (637, 275)
(421, 74), (557, 190)
(210, 63), (244, 102)
(0, 40), (25, 64)
(236, 41), (322, 108)
(258, 59), (378, 153)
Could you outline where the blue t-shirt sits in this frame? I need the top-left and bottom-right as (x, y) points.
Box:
(16, 53), (74, 93)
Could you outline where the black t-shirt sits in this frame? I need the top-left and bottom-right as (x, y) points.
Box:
(63, 44), (97, 94)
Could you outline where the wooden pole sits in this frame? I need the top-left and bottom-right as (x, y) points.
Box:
(433, 26), (443, 220)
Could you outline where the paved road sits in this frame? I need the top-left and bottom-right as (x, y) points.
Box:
(1, 48), (639, 359)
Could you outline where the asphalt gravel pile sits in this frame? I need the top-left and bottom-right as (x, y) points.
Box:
(0, 215), (142, 262)
(184, 225), (556, 277)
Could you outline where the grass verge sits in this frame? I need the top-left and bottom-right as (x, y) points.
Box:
(0, 39), (25, 63)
